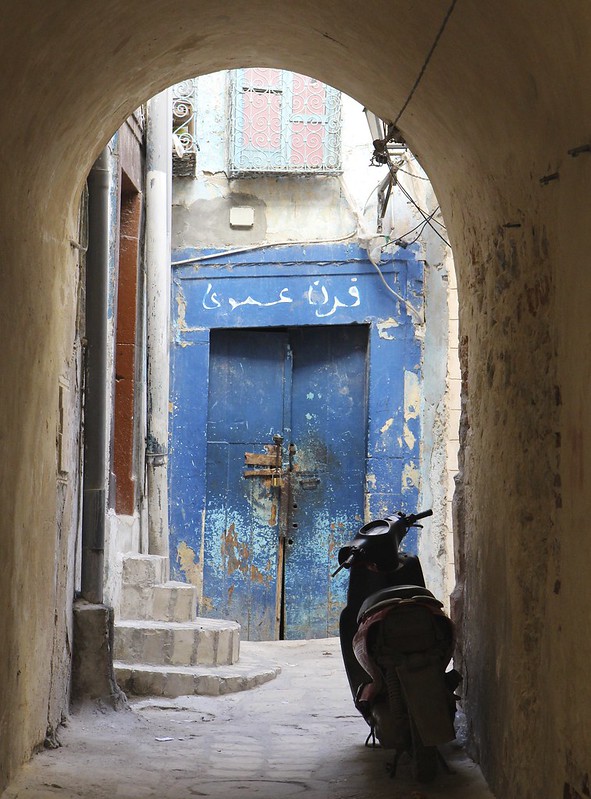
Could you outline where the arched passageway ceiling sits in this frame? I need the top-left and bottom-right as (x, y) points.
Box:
(4, 0), (590, 227)
(2, 3), (591, 798)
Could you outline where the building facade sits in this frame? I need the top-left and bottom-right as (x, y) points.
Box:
(168, 70), (457, 639)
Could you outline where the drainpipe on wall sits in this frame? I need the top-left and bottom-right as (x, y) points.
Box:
(74, 147), (127, 709)
(145, 89), (172, 568)
(81, 147), (110, 604)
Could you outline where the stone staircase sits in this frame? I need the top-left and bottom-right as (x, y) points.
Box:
(113, 554), (280, 697)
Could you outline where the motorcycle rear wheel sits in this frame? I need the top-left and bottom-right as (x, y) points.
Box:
(410, 718), (438, 783)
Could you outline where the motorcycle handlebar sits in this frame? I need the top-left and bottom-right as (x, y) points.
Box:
(409, 509), (433, 523)
(331, 550), (357, 577)
(332, 509), (433, 577)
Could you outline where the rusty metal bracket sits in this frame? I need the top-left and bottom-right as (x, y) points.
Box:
(244, 453), (277, 466)
(243, 468), (276, 478)
(298, 476), (320, 490)
(244, 436), (284, 481)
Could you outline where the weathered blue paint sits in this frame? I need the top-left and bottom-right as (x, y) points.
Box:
(204, 330), (287, 640)
(201, 325), (368, 641)
(284, 325), (368, 640)
(169, 242), (424, 638)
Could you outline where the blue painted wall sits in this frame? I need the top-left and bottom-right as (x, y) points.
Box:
(169, 242), (424, 588)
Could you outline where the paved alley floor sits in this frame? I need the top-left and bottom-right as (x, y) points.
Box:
(2, 638), (495, 799)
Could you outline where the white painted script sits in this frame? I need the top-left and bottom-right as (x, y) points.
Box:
(201, 278), (362, 316)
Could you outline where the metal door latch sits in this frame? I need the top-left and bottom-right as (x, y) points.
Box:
(298, 475), (320, 490)
(244, 436), (284, 485)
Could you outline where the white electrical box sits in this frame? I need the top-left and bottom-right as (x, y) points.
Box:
(230, 206), (255, 228)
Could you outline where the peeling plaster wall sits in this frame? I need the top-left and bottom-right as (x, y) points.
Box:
(0, 3), (590, 797)
(392, 165), (458, 603)
(173, 81), (367, 246)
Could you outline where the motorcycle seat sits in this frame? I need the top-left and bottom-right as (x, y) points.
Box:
(357, 585), (443, 622)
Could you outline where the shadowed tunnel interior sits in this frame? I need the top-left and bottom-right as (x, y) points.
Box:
(1, 3), (590, 797)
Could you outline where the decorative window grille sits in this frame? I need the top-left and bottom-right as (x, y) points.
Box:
(172, 78), (199, 158)
(229, 68), (342, 176)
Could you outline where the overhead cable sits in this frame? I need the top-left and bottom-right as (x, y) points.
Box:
(395, 166), (431, 181)
(393, 0), (459, 127)
(395, 180), (451, 248)
(382, 206), (441, 250)
(171, 230), (358, 266)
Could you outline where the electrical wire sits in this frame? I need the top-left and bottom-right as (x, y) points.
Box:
(393, 0), (459, 127)
(363, 180), (383, 215)
(427, 214), (447, 231)
(397, 182), (450, 245)
(171, 230), (358, 266)
(406, 219), (431, 246)
(395, 180), (451, 247)
(364, 144), (450, 246)
(362, 161), (449, 249)
(369, 258), (425, 324)
(381, 205), (440, 250)
(394, 166), (430, 181)
(171, 220), (423, 322)
(401, 199), (447, 233)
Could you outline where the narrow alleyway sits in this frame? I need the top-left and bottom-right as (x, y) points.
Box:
(2, 639), (493, 799)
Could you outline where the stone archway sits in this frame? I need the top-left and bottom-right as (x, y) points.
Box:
(1, 3), (590, 797)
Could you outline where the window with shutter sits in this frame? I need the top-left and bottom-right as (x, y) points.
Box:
(229, 68), (342, 176)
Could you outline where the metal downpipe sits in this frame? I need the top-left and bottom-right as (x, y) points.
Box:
(80, 147), (110, 603)
(145, 89), (172, 564)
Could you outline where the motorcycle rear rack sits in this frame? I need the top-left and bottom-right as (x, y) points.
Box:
(357, 586), (443, 623)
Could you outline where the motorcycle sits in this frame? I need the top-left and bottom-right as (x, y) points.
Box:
(333, 509), (460, 783)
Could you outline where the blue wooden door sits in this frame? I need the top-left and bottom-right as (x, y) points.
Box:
(203, 329), (288, 641)
(203, 326), (367, 640)
(283, 326), (367, 639)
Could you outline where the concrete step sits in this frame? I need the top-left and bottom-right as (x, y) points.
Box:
(121, 554), (167, 588)
(114, 652), (281, 697)
(114, 618), (240, 668)
(119, 580), (197, 623)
